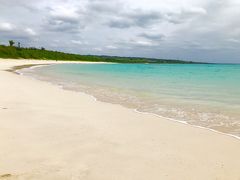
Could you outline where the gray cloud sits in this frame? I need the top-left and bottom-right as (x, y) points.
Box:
(139, 33), (165, 41)
(86, 0), (123, 14)
(0, 22), (37, 43)
(42, 6), (85, 33)
(107, 11), (161, 28)
(106, 6), (207, 29)
(44, 18), (83, 33)
(0, 0), (240, 63)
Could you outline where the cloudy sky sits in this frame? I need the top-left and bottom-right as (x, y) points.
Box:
(0, 0), (240, 63)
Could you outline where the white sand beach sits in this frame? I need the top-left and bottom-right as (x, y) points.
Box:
(0, 59), (240, 180)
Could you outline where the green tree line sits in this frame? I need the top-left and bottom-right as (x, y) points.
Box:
(0, 40), (197, 63)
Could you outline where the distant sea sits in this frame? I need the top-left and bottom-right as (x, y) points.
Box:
(21, 63), (240, 138)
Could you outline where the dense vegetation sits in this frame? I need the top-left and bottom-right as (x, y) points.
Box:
(0, 43), (197, 64)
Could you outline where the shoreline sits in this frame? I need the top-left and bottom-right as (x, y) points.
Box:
(0, 59), (240, 179)
(134, 109), (240, 140)
(16, 62), (240, 141)
(6, 64), (50, 74)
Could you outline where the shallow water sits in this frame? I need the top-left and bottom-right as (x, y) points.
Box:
(21, 63), (240, 137)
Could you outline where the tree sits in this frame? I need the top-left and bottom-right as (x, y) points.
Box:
(9, 40), (15, 47)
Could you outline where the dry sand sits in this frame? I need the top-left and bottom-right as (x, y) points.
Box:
(0, 59), (240, 180)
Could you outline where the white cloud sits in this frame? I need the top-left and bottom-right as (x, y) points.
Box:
(130, 39), (158, 47)
(0, 22), (15, 32)
(93, 47), (103, 51)
(25, 28), (37, 36)
(71, 40), (83, 45)
(49, 6), (80, 22)
(106, 45), (118, 49)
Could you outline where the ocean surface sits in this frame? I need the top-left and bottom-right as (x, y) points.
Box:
(21, 63), (240, 138)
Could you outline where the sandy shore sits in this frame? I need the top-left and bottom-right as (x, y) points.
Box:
(0, 59), (239, 180)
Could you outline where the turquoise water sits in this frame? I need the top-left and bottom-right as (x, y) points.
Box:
(22, 63), (240, 137)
